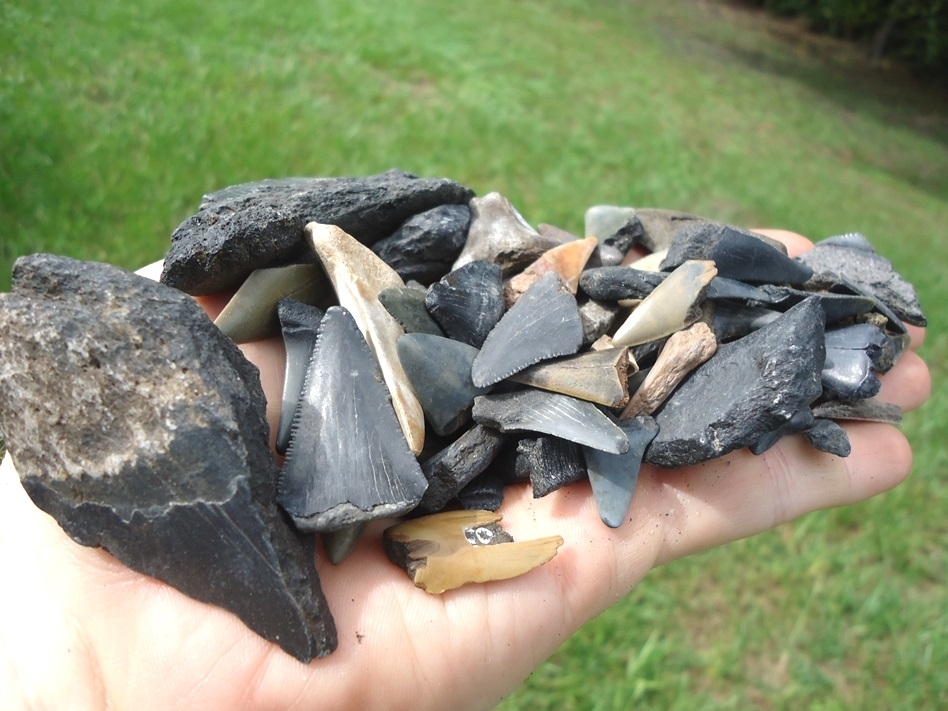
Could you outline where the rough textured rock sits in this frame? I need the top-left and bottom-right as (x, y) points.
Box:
(161, 170), (475, 294)
(646, 298), (826, 467)
(371, 203), (472, 283)
(418, 425), (506, 513)
(0, 255), (336, 662)
(579, 266), (665, 301)
(515, 436), (587, 498)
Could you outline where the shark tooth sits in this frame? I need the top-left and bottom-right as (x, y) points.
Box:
(453, 192), (562, 275)
(579, 266), (665, 301)
(383, 510), (564, 594)
(612, 260), (717, 347)
(704, 276), (777, 304)
(425, 260), (504, 348)
(472, 272), (584, 388)
(632, 208), (708, 252)
(277, 306), (428, 531)
(621, 322), (717, 419)
(370, 203), (471, 283)
(417, 424), (506, 513)
(306, 222), (425, 454)
(515, 436), (587, 498)
(276, 298), (325, 455)
(504, 236), (598, 307)
(758, 284), (876, 325)
(822, 344), (881, 400)
(584, 416), (659, 528)
(322, 523), (366, 565)
(705, 301), (781, 342)
(510, 346), (632, 408)
(214, 263), (331, 343)
(811, 398), (902, 424)
(457, 471), (507, 511)
(379, 286), (445, 336)
(804, 418), (852, 457)
(473, 390), (630, 454)
(397, 333), (491, 436)
(662, 223), (813, 285)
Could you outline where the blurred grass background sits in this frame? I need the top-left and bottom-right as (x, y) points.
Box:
(1, 0), (945, 708)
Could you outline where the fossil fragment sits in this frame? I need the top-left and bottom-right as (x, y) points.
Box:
(515, 436), (587, 498)
(812, 398), (902, 424)
(371, 203), (471, 283)
(425, 260), (504, 348)
(379, 286), (445, 336)
(804, 418), (852, 457)
(417, 424), (506, 513)
(510, 346), (632, 408)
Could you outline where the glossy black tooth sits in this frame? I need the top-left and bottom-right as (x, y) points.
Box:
(758, 284), (876, 324)
(704, 276), (777, 303)
(322, 523), (366, 565)
(515, 436), (587, 498)
(804, 418), (852, 457)
(749, 408), (815, 455)
(822, 347), (881, 400)
(579, 266), (665, 301)
(278, 306), (428, 532)
(425, 260), (504, 348)
(472, 272), (583, 388)
(825, 323), (889, 366)
(811, 398), (902, 424)
(397, 333), (492, 436)
(457, 471), (507, 512)
(370, 203), (471, 283)
(706, 302), (782, 342)
(379, 286), (445, 336)
(276, 298), (325, 455)
(585, 416), (659, 528)
(417, 425), (506, 514)
(472, 390), (629, 454)
(662, 223), (814, 285)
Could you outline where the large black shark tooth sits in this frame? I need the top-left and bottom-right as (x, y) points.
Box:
(161, 170), (475, 295)
(797, 234), (926, 327)
(515, 436), (587, 498)
(426, 260), (504, 348)
(371, 203), (472, 283)
(472, 390), (630, 454)
(662, 223), (814, 285)
(646, 297), (826, 467)
(417, 425), (507, 514)
(277, 306), (428, 532)
(585, 416), (659, 528)
(0, 255), (336, 662)
(276, 298), (325, 455)
(472, 272), (584, 388)
(397, 333), (492, 436)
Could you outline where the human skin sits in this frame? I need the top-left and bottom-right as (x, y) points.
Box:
(0, 231), (932, 711)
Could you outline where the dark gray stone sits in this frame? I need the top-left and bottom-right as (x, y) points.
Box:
(586, 214), (645, 268)
(379, 286), (445, 336)
(579, 266), (665, 301)
(426, 260), (504, 348)
(0, 255), (336, 662)
(161, 170), (475, 295)
(276, 298), (324, 455)
(277, 306), (428, 532)
(634, 208), (708, 252)
(705, 276), (777, 304)
(805, 418), (852, 457)
(371, 204), (471, 283)
(749, 408), (815, 455)
(646, 298), (826, 467)
(515, 436), (587, 498)
(578, 297), (620, 346)
(418, 425), (506, 513)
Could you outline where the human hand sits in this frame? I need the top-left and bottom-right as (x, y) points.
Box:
(0, 231), (931, 711)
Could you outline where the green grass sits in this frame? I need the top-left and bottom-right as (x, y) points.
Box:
(2, 0), (946, 708)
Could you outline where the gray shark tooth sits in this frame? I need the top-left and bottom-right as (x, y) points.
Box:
(820, 232), (876, 251)
(214, 263), (332, 344)
(425, 260), (504, 348)
(472, 390), (630, 454)
(453, 192), (563, 275)
(621, 322), (717, 419)
(417, 424), (506, 514)
(371, 203), (472, 283)
(379, 286), (445, 336)
(578, 297), (620, 346)
(472, 272), (584, 388)
(503, 236), (598, 307)
(705, 276), (777, 304)
(758, 284), (876, 325)
(579, 266), (666, 301)
(612, 260), (717, 347)
(825, 323), (891, 368)
(804, 418), (852, 457)
(811, 397), (902, 424)
(277, 306), (428, 532)
(457, 471), (507, 512)
(515, 436), (587, 498)
(705, 302), (781, 342)
(322, 523), (366, 565)
(276, 298), (325, 455)
(397, 332), (492, 436)
(584, 416), (659, 528)
(662, 223), (813, 285)
(306, 222), (425, 455)
(749, 408), (815, 455)
(510, 346), (632, 408)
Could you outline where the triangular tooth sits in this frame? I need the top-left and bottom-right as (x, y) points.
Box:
(379, 286), (445, 336)
(504, 236), (598, 307)
(510, 346), (632, 408)
(322, 523), (366, 565)
(417, 424), (506, 514)
(620, 322), (717, 419)
(472, 390), (629, 454)
(277, 306), (428, 532)
(472, 272), (583, 388)
(584, 416), (659, 528)
(397, 333), (492, 436)
(453, 192), (563, 275)
(306, 222), (425, 454)
(425, 260), (504, 348)
(276, 298), (325, 455)
(214, 263), (332, 343)
(612, 260), (717, 347)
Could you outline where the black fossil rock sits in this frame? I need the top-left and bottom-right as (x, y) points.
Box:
(371, 203), (472, 283)
(161, 170), (475, 295)
(0, 255), (336, 662)
(426, 259), (505, 348)
(418, 425), (506, 513)
(515, 436), (587, 498)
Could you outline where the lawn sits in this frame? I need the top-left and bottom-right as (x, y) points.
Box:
(2, 0), (946, 708)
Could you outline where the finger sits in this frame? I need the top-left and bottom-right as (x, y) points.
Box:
(750, 228), (814, 258)
(876, 349), (932, 412)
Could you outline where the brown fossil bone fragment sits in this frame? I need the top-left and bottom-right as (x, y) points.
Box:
(383, 510), (563, 594)
(503, 236), (598, 307)
(510, 346), (634, 408)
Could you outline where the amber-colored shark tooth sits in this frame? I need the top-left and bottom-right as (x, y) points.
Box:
(612, 260), (717, 347)
(305, 222), (425, 454)
(214, 263), (332, 343)
(510, 347), (632, 408)
(383, 510), (563, 594)
(503, 236), (598, 307)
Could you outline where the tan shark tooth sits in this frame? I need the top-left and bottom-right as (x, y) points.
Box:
(612, 260), (717, 347)
(214, 263), (332, 343)
(383, 510), (563, 594)
(503, 236), (598, 308)
(620, 322), (717, 419)
(305, 222), (425, 455)
(623, 248), (668, 271)
(509, 347), (633, 408)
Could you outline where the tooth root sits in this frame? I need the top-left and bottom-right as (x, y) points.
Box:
(276, 298), (325, 455)
(503, 236), (598, 307)
(612, 260), (717, 347)
(214, 263), (332, 343)
(305, 222), (425, 454)
(510, 346), (632, 408)
(383, 510), (563, 594)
